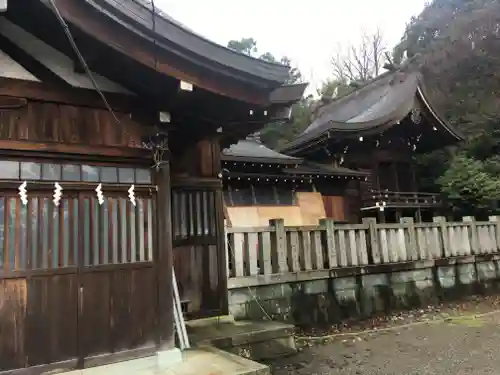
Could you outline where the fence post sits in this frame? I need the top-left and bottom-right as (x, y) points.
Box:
(400, 217), (418, 260)
(224, 220), (230, 278)
(269, 219), (287, 273)
(433, 216), (449, 258)
(319, 218), (338, 268)
(362, 217), (380, 264)
(463, 216), (478, 255)
(489, 216), (500, 252)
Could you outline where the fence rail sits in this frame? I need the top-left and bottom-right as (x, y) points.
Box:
(226, 216), (500, 279)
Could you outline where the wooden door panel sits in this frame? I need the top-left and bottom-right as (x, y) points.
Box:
(110, 268), (156, 351)
(25, 274), (78, 367)
(171, 186), (224, 318)
(173, 244), (219, 317)
(81, 272), (112, 359)
(79, 193), (157, 364)
(0, 192), (79, 373)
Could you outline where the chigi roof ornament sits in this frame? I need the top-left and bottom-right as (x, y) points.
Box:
(0, 0), (7, 12)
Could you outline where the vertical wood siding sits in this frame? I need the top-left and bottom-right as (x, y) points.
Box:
(0, 190), (157, 372)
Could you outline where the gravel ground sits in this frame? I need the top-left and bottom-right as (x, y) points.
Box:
(269, 296), (500, 375)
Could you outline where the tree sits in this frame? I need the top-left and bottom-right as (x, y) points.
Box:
(226, 37), (308, 148)
(393, 0), (500, 132)
(438, 153), (500, 216)
(391, 0), (500, 215)
(227, 37), (258, 56)
(331, 28), (387, 83)
(317, 78), (352, 99)
(226, 37), (303, 84)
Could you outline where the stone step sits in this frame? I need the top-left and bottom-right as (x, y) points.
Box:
(186, 319), (297, 361)
(61, 346), (269, 375)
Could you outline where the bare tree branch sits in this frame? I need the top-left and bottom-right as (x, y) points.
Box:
(331, 28), (387, 83)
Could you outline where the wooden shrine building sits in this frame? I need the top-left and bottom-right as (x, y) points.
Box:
(221, 134), (366, 226)
(281, 71), (464, 223)
(0, 1), (305, 374)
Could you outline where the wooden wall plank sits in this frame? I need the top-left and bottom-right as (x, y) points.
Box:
(81, 272), (111, 358)
(0, 101), (147, 157)
(0, 278), (27, 371)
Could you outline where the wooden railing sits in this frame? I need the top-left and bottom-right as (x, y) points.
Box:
(362, 189), (441, 208)
(226, 216), (500, 281)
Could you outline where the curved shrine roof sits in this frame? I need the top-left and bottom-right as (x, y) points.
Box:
(84, 0), (292, 84)
(222, 137), (301, 164)
(281, 71), (463, 153)
(222, 137), (367, 178)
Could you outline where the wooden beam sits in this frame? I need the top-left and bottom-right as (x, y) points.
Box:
(0, 77), (138, 110)
(0, 33), (71, 86)
(0, 140), (151, 159)
(51, 0), (270, 105)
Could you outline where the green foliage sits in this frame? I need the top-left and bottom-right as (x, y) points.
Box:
(259, 96), (314, 149)
(438, 154), (500, 214)
(226, 37), (303, 84)
(227, 37), (257, 56)
(317, 78), (352, 98)
(392, 0), (500, 214)
(226, 37), (308, 148)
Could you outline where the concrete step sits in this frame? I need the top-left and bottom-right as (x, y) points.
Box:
(62, 346), (269, 375)
(186, 318), (297, 361)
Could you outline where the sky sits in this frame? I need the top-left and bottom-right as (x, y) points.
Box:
(156, 0), (426, 93)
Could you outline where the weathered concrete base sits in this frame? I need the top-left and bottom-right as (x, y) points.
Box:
(229, 259), (500, 326)
(186, 318), (296, 360)
(157, 347), (182, 368)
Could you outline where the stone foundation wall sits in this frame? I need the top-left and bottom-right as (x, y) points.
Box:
(228, 258), (500, 327)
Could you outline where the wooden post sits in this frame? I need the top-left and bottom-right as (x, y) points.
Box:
(156, 161), (174, 352)
(400, 217), (418, 260)
(363, 217), (380, 264)
(269, 219), (287, 273)
(463, 216), (478, 255)
(415, 208), (422, 223)
(215, 187), (229, 314)
(319, 218), (338, 268)
(433, 216), (449, 258)
(489, 216), (500, 252)
(224, 220), (230, 278)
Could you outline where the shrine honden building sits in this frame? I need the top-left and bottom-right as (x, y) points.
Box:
(0, 1), (305, 374)
(282, 71), (464, 223)
(221, 134), (367, 227)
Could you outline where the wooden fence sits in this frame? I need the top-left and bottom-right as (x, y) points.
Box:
(226, 216), (500, 279)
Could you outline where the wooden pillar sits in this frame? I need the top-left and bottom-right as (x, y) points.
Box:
(415, 208), (423, 223)
(377, 209), (386, 223)
(215, 186), (229, 315)
(391, 162), (399, 192)
(411, 163), (418, 192)
(156, 161), (174, 352)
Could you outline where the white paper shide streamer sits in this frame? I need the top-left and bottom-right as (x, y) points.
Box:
(128, 185), (136, 206)
(53, 182), (63, 206)
(18, 181), (28, 206)
(95, 183), (104, 205)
